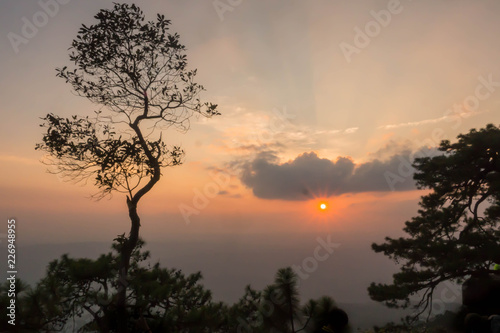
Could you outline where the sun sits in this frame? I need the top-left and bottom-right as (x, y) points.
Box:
(308, 199), (334, 225)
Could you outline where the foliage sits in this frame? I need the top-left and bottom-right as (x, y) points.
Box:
(228, 267), (350, 333)
(8, 257), (351, 332)
(368, 124), (500, 320)
(36, 3), (218, 199)
(36, 112), (183, 196)
(8, 240), (227, 332)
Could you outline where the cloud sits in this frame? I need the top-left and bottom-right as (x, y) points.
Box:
(368, 139), (413, 160)
(239, 149), (438, 200)
(344, 127), (359, 134)
(378, 110), (487, 130)
(205, 104), (360, 161)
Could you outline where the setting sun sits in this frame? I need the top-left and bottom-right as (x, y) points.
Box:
(320, 203), (327, 210)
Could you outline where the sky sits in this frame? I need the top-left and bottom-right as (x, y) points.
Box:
(1, 0), (500, 311)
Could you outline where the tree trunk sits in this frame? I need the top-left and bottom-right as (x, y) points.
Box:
(116, 198), (141, 333)
(115, 117), (159, 332)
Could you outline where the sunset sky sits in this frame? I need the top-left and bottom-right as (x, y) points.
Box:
(1, 0), (500, 308)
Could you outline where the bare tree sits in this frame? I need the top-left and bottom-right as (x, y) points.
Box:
(36, 3), (219, 332)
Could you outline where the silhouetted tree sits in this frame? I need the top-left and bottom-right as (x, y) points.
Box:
(35, 3), (218, 332)
(303, 297), (349, 333)
(229, 267), (349, 333)
(12, 240), (227, 332)
(369, 124), (500, 321)
(0, 279), (41, 332)
(264, 268), (301, 332)
(7, 261), (350, 332)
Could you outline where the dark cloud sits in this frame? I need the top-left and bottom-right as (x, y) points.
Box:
(240, 148), (439, 200)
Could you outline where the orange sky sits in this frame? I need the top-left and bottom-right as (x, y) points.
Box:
(1, 0), (499, 249)
(1, 0), (500, 305)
